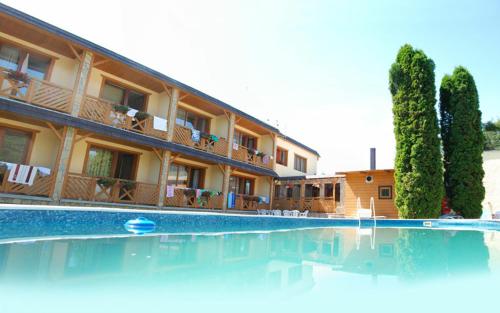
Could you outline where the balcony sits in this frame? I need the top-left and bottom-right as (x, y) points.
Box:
(232, 145), (274, 170)
(0, 68), (73, 113)
(63, 174), (159, 206)
(164, 187), (224, 210)
(79, 95), (168, 140)
(172, 125), (228, 157)
(273, 197), (337, 213)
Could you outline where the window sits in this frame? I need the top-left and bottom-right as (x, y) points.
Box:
(168, 163), (205, 189)
(85, 146), (138, 180)
(379, 185), (392, 199)
(229, 176), (254, 195)
(101, 81), (147, 111)
(324, 183), (334, 198)
(294, 155), (307, 173)
(175, 108), (209, 132)
(0, 44), (51, 79)
(233, 130), (257, 150)
(305, 184), (320, 198)
(276, 147), (288, 166)
(0, 126), (33, 164)
(286, 184), (301, 199)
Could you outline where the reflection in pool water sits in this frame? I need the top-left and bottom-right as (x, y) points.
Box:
(0, 228), (498, 313)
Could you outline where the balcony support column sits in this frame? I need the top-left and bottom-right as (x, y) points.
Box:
(268, 177), (275, 209)
(271, 133), (278, 171)
(226, 112), (236, 158)
(166, 88), (180, 141)
(157, 150), (172, 207)
(71, 50), (94, 116)
(221, 165), (231, 211)
(51, 127), (77, 201)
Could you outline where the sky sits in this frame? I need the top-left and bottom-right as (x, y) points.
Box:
(4, 0), (499, 174)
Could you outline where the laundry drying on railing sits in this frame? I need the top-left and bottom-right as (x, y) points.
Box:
(153, 116), (167, 131)
(0, 161), (51, 185)
(7, 164), (37, 186)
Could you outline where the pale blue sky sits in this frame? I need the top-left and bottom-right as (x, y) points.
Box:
(5, 0), (499, 173)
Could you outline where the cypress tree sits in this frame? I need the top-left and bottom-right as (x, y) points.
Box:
(439, 67), (485, 218)
(389, 44), (443, 218)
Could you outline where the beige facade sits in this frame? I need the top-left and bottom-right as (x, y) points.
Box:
(275, 136), (319, 177)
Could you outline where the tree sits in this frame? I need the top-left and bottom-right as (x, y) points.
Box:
(439, 67), (485, 218)
(389, 44), (443, 218)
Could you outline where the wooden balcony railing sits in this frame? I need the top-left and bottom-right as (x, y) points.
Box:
(164, 187), (223, 209)
(273, 197), (337, 213)
(232, 145), (273, 170)
(172, 125), (228, 157)
(63, 174), (159, 206)
(0, 166), (54, 198)
(233, 194), (270, 211)
(0, 69), (73, 113)
(79, 95), (168, 140)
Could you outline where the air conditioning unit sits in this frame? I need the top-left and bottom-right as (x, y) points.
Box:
(365, 175), (374, 184)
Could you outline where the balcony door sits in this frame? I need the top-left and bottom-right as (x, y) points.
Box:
(86, 146), (138, 181)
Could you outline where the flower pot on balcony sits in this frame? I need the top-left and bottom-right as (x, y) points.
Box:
(97, 177), (117, 188)
(134, 111), (151, 121)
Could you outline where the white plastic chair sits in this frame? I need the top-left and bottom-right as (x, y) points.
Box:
(291, 210), (300, 217)
(283, 210), (291, 216)
(273, 210), (282, 216)
(299, 210), (309, 217)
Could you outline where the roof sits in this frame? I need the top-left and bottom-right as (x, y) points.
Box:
(278, 135), (320, 157)
(335, 169), (394, 175)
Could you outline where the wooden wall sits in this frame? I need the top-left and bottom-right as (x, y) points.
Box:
(343, 171), (398, 218)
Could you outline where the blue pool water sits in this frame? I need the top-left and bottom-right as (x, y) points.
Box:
(0, 207), (499, 313)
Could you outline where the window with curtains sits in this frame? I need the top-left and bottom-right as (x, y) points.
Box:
(229, 176), (254, 195)
(0, 126), (33, 164)
(233, 130), (257, 150)
(276, 147), (288, 166)
(175, 108), (209, 132)
(167, 163), (204, 189)
(294, 154), (307, 173)
(101, 81), (147, 111)
(0, 43), (51, 79)
(85, 146), (137, 180)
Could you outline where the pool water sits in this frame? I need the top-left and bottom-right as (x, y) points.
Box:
(1, 223), (499, 313)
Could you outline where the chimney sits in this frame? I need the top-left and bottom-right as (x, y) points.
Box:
(370, 148), (376, 170)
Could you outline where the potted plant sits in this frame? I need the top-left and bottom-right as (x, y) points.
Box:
(256, 151), (265, 158)
(120, 180), (136, 190)
(7, 69), (30, 84)
(97, 177), (116, 188)
(113, 104), (130, 114)
(134, 111), (151, 121)
(201, 191), (212, 198)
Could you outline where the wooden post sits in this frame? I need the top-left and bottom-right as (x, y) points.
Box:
(51, 127), (76, 201)
(300, 181), (306, 209)
(268, 177), (275, 209)
(221, 165), (231, 211)
(71, 51), (93, 117)
(52, 51), (93, 201)
(166, 88), (180, 142)
(271, 133), (278, 171)
(226, 112), (236, 158)
(157, 150), (172, 207)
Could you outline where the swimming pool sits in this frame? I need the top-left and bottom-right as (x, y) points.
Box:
(1, 206), (499, 313)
